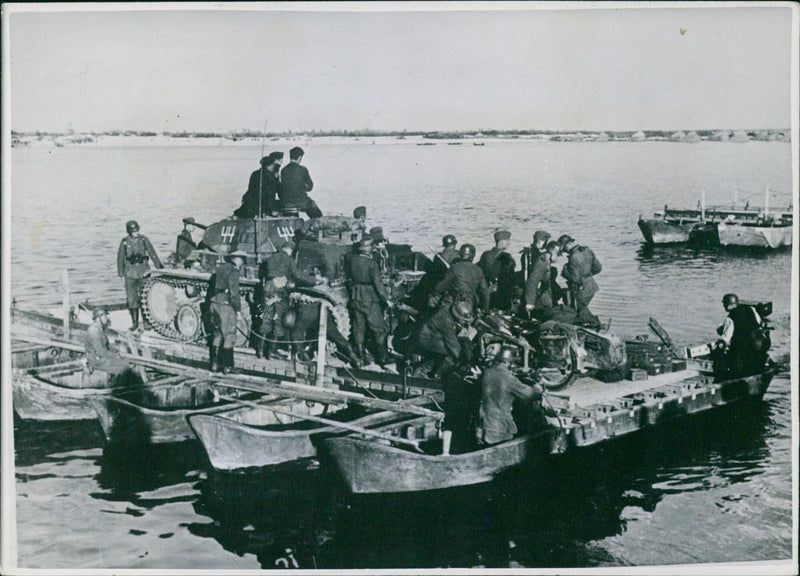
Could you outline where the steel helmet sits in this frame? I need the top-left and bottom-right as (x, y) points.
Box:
(227, 249), (248, 262)
(458, 243), (476, 261)
(126, 220), (140, 234)
(92, 306), (109, 320)
(495, 346), (518, 365)
(451, 301), (474, 323)
(442, 234), (457, 247)
(722, 293), (739, 310)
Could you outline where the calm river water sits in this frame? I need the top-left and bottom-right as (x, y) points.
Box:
(8, 138), (795, 570)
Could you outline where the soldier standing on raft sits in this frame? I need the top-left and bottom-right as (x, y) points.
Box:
(431, 244), (490, 313)
(346, 237), (393, 367)
(257, 240), (318, 360)
(559, 235), (602, 312)
(208, 250), (247, 373)
(117, 220), (163, 332)
(279, 147), (322, 218)
(478, 230), (516, 311)
(234, 152), (284, 218)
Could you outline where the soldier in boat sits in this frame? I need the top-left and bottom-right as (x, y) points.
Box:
(84, 307), (142, 386)
(478, 230), (517, 311)
(475, 347), (544, 446)
(345, 236), (393, 366)
(208, 250), (247, 373)
(117, 219), (164, 332)
(430, 244), (490, 314)
(257, 239), (318, 360)
(233, 151), (283, 218)
(279, 146), (322, 218)
(711, 293), (771, 381)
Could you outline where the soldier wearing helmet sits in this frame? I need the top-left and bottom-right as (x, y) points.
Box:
(522, 230), (552, 277)
(416, 301), (475, 378)
(714, 293), (771, 380)
(256, 240), (318, 360)
(430, 243), (490, 312)
(117, 220), (163, 332)
(345, 236), (392, 366)
(84, 306), (134, 378)
(478, 230), (517, 311)
(207, 250), (247, 373)
(475, 346), (543, 446)
(560, 235), (602, 312)
(439, 234), (459, 266)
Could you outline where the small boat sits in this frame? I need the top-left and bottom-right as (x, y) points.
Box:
(638, 189), (792, 248)
(325, 363), (775, 494)
(12, 359), (171, 421)
(187, 395), (435, 471)
(90, 379), (265, 444)
(324, 416), (554, 494)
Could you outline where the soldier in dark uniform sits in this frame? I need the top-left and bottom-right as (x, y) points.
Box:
(475, 347), (544, 446)
(369, 227), (390, 272)
(257, 240), (317, 359)
(417, 301), (475, 377)
(117, 220), (163, 332)
(346, 237), (392, 366)
(84, 307), (133, 377)
(713, 293), (770, 380)
(430, 234), (458, 279)
(560, 235), (602, 311)
(208, 250), (247, 373)
(523, 230), (551, 276)
(431, 244), (490, 313)
(478, 230), (516, 311)
(524, 241), (555, 319)
(279, 146), (322, 218)
(234, 152), (283, 218)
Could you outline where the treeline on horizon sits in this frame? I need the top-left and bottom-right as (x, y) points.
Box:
(10, 128), (790, 139)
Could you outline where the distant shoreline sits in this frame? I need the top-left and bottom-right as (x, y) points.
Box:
(10, 128), (790, 148)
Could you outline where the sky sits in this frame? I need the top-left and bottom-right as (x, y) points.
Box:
(4, 2), (795, 133)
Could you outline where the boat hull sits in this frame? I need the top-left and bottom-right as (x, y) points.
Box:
(325, 419), (552, 494)
(638, 219), (696, 244)
(12, 360), (124, 421)
(717, 222), (792, 248)
(90, 382), (252, 444)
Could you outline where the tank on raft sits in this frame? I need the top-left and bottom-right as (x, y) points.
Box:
(140, 212), (431, 345)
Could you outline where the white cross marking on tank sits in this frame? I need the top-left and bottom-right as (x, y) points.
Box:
(221, 225), (236, 243)
(277, 226), (294, 241)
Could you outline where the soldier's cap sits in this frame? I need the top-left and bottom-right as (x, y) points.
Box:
(227, 250), (249, 261)
(533, 230), (551, 242)
(494, 230), (511, 242)
(182, 217), (196, 226)
(353, 206), (367, 219)
(259, 155), (272, 165)
(369, 227), (386, 243)
(557, 234), (575, 248)
(92, 306), (109, 320)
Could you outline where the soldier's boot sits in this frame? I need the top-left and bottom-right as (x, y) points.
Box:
(354, 344), (366, 366)
(222, 348), (234, 375)
(375, 336), (390, 367)
(129, 308), (140, 332)
(340, 342), (363, 368)
(209, 345), (219, 373)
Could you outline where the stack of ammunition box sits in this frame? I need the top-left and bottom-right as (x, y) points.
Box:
(625, 338), (675, 376)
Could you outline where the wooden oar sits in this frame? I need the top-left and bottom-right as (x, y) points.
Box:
(216, 393), (424, 451)
(12, 333), (445, 420)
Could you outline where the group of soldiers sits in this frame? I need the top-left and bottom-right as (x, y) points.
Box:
(233, 147), (322, 219)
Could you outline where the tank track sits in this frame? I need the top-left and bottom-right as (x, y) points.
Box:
(140, 275), (252, 344)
